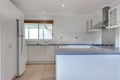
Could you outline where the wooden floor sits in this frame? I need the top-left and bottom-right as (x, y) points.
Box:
(15, 64), (55, 80)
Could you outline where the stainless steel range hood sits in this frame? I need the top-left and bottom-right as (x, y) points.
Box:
(92, 6), (110, 29)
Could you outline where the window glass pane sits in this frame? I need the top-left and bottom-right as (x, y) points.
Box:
(25, 28), (28, 39)
(39, 24), (52, 39)
(29, 28), (38, 39)
(25, 23), (38, 39)
(25, 23), (53, 40)
(39, 24), (44, 39)
(44, 24), (52, 39)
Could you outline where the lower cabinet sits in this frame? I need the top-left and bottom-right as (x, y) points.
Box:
(28, 46), (55, 64)
(56, 55), (120, 80)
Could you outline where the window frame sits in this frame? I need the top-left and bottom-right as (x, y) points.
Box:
(24, 20), (54, 41)
(38, 23), (53, 40)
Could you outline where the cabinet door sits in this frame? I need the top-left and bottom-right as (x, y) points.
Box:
(90, 19), (94, 30)
(110, 8), (117, 26)
(86, 21), (89, 31)
(28, 46), (45, 62)
(93, 11), (102, 26)
(45, 46), (55, 62)
(28, 46), (55, 63)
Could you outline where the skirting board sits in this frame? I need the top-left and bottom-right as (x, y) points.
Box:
(27, 61), (55, 65)
(12, 74), (17, 80)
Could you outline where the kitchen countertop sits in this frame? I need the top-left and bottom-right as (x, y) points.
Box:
(26, 43), (120, 54)
(26, 43), (113, 46)
(26, 43), (92, 46)
(55, 47), (120, 55)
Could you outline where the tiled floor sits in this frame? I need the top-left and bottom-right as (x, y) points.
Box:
(15, 64), (56, 80)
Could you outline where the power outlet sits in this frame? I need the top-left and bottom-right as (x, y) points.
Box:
(75, 36), (78, 39)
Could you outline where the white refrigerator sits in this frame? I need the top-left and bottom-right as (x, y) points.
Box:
(16, 19), (27, 76)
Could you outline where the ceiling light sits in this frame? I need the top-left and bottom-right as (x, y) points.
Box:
(62, 4), (65, 7)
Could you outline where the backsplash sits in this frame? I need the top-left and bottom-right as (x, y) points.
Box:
(102, 28), (116, 46)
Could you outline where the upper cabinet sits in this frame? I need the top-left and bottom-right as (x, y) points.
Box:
(86, 17), (94, 32)
(86, 20), (90, 32)
(108, 5), (120, 28)
(86, 11), (102, 32)
(90, 18), (94, 30)
(86, 5), (120, 30)
(93, 11), (102, 26)
(109, 8), (117, 26)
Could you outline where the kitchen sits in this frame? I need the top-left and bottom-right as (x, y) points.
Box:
(0, 0), (120, 80)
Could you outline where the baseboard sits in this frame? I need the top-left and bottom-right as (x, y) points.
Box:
(12, 74), (16, 80)
(27, 61), (55, 65)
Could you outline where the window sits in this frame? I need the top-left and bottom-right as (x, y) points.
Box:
(24, 20), (53, 40)
(39, 24), (52, 39)
(25, 23), (38, 39)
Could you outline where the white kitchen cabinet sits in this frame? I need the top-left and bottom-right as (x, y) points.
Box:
(89, 18), (94, 30)
(28, 46), (55, 64)
(86, 11), (102, 32)
(86, 18), (94, 32)
(45, 46), (55, 61)
(109, 8), (117, 26)
(93, 11), (102, 26)
(86, 20), (90, 32)
(28, 46), (44, 62)
(108, 5), (120, 28)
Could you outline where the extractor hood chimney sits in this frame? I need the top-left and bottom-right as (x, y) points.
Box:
(92, 6), (110, 29)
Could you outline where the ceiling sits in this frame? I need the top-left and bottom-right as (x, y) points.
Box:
(11, 0), (117, 16)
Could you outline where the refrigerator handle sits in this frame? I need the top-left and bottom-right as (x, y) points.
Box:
(16, 19), (23, 55)
(16, 19), (20, 76)
(21, 34), (23, 54)
(20, 20), (24, 54)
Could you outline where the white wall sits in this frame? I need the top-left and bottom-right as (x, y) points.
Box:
(25, 15), (101, 44)
(25, 15), (87, 32)
(1, 0), (24, 80)
(109, 0), (120, 8)
(102, 29), (116, 45)
(115, 28), (120, 48)
(0, 0), (2, 79)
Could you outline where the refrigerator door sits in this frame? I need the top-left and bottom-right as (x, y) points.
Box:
(17, 16), (27, 76)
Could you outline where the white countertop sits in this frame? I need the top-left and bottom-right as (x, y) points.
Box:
(55, 47), (120, 55)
